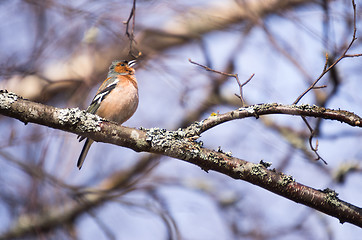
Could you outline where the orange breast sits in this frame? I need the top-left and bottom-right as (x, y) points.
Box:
(96, 75), (139, 124)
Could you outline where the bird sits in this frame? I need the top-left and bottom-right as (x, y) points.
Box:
(77, 60), (139, 170)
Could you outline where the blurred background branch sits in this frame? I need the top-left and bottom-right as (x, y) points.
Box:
(0, 0), (361, 239)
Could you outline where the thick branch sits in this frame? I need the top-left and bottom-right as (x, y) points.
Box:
(1, 90), (362, 228)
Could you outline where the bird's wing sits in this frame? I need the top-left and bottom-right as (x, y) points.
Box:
(86, 78), (119, 114)
(77, 78), (119, 142)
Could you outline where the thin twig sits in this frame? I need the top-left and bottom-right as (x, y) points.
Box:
(188, 59), (253, 106)
(313, 85), (327, 89)
(301, 116), (327, 165)
(234, 73), (254, 106)
(124, 0), (138, 58)
(293, 0), (359, 105)
(345, 53), (362, 57)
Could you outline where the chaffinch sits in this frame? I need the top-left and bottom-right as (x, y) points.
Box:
(77, 60), (139, 169)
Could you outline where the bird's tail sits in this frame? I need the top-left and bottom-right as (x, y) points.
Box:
(77, 138), (94, 170)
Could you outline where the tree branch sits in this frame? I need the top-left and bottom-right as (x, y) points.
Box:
(1, 90), (362, 229)
(188, 103), (362, 135)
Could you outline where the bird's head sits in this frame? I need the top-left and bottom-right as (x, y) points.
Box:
(110, 60), (136, 75)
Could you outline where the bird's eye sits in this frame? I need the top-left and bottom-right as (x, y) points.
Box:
(120, 63), (125, 66)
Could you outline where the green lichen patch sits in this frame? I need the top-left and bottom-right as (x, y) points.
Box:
(322, 188), (341, 207)
(251, 164), (267, 178)
(58, 108), (102, 133)
(279, 173), (294, 186)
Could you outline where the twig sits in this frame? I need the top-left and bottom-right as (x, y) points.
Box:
(188, 59), (253, 106)
(345, 53), (362, 57)
(293, 0), (359, 105)
(301, 116), (327, 165)
(313, 85), (327, 89)
(234, 73), (255, 106)
(124, 0), (138, 58)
